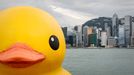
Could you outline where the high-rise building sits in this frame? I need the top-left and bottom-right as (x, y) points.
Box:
(101, 31), (107, 47)
(88, 33), (97, 47)
(118, 25), (125, 47)
(112, 13), (119, 37)
(105, 23), (111, 37)
(107, 37), (116, 47)
(83, 26), (94, 47)
(66, 31), (75, 47)
(124, 15), (132, 47)
(97, 28), (102, 47)
(83, 26), (89, 47)
(61, 27), (67, 39)
(74, 25), (82, 47)
(131, 22), (134, 46)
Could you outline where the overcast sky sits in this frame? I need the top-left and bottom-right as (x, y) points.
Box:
(0, 0), (134, 27)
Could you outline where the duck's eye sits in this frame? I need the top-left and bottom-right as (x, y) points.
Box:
(49, 35), (59, 50)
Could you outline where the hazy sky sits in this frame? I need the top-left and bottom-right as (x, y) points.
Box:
(0, 0), (134, 26)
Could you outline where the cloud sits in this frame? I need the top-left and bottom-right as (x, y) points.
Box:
(0, 0), (134, 26)
(47, 0), (134, 17)
(48, 4), (98, 27)
(49, 5), (87, 20)
(49, 5), (96, 20)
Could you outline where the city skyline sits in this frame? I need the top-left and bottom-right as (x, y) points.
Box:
(63, 13), (134, 48)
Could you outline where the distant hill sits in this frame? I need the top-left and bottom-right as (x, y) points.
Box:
(82, 17), (112, 30)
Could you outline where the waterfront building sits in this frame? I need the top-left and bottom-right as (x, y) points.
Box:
(74, 25), (83, 47)
(101, 31), (107, 47)
(124, 15), (132, 47)
(83, 26), (94, 47)
(66, 31), (75, 47)
(88, 33), (97, 47)
(83, 26), (89, 47)
(107, 37), (116, 47)
(131, 22), (134, 46)
(118, 25), (125, 47)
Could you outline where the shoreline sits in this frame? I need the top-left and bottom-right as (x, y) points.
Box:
(66, 47), (134, 49)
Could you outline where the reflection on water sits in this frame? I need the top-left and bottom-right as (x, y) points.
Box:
(63, 48), (134, 75)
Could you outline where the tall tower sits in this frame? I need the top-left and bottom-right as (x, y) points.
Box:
(83, 26), (89, 47)
(112, 13), (118, 37)
(74, 25), (82, 47)
(124, 15), (132, 47)
(118, 25), (125, 47)
(131, 22), (134, 46)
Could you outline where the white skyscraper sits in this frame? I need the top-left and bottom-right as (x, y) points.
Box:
(101, 31), (107, 47)
(124, 15), (132, 47)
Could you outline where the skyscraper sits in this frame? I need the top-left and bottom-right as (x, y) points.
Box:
(74, 25), (82, 47)
(131, 22), (134, 46)
(112, 13), (119, 37)
(83, 26), (89, 47)
(83, 26), (95, 47)
(118, 25), (125, 47)
(101, 31), (107, 47)
(124, 15), (132, 47)
(105, 23), (111, 37)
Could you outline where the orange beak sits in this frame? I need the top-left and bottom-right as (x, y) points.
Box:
(0, 43), (45, 68)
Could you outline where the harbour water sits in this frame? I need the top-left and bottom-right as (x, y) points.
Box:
(63, 48), (134, 75)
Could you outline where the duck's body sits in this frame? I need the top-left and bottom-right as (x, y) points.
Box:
(0, 6), (71, 75)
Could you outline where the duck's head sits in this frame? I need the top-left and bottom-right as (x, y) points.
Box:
(0, 6), (66, 75)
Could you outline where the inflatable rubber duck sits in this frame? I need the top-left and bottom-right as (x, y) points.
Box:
(0, 6), (71, 75)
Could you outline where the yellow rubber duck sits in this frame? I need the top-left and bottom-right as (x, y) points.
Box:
(0, 6), (71, 75)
